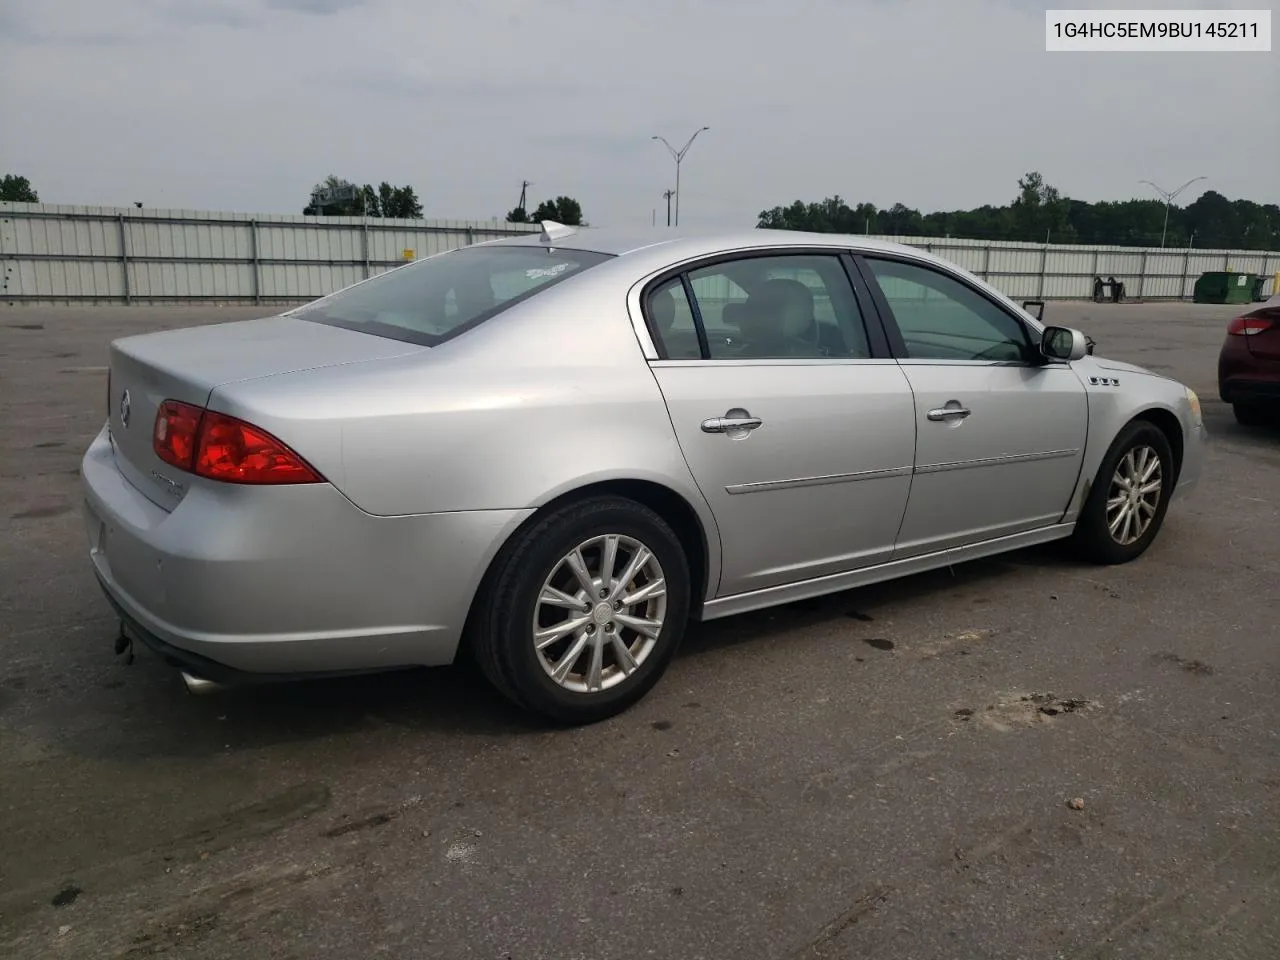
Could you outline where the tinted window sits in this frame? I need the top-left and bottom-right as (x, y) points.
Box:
(679, 254), (871, 360)
(292, 245), (612, 346)
(647, 279), (702, 359)
(864, 258), (1031, 362)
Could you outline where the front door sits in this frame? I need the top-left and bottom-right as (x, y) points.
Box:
(644, 251), (917, 598)
(857, 255), (1089, 557)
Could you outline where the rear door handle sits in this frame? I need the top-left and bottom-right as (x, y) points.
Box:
(701, 416), (763, 434)
(927, 404), (971, 422)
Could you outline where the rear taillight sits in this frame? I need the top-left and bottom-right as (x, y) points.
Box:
(152, 401), (323, 485)
(154, 400), (204, 470)
(1227, 315), (1274, 336)
(195, 411), (323, 484)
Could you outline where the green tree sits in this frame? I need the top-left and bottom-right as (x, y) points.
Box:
(373, 181), (422, 219)
(753, 173), (1280, 247)
(505, 206), (529, 223)
(879, 202), (926, 236)
(1011, 171), (1075, 243)
(757, 196), (865, 232)
(530, 196), (584, 225)
(303, 175), (422, 218)
(1, 174), (39, 202)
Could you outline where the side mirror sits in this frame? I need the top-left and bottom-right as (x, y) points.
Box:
(1041, 326), (1088, 362)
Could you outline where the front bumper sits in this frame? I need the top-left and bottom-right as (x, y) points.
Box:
(1173, 419), (1207, 502)
(81, 425), (532, 679)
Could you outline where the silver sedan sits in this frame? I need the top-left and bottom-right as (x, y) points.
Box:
(82, 224), (1206, 723)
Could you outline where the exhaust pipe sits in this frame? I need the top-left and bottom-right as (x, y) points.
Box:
(181, 671), (224, 696)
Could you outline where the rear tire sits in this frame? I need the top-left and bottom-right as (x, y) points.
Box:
(470, 496), (691, 725)
(1073, 421), (1175, 565)
(1233, 402), (1269, 427)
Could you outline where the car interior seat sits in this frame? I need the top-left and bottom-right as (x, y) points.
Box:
(739, 278), (843, 357)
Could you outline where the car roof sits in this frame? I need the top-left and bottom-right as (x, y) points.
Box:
(487, 227), (930, 261)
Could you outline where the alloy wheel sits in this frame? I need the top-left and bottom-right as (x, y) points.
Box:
(532, 534), (667, 694)
(1105, 445), (1163, 546)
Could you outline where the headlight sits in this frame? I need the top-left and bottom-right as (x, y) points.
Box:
(1186, 387), (1202, 426)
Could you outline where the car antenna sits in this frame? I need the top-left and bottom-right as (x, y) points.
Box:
(539, 220), (576, 244)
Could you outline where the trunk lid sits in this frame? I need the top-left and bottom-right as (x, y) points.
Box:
(106, 315), (426, 508)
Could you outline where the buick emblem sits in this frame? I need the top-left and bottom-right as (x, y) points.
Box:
(119, 389), (132, 428)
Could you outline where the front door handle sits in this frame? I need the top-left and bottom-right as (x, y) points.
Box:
(701, 414), (763, 434)
(927, 403), (972, 422)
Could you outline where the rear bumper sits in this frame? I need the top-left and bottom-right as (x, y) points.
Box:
(81, 425), (532, 678)
(1219, 378), (1280, 405)
(96, 576), (365, 685)
(1218, 339), (1280, 405)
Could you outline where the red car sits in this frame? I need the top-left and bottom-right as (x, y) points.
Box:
(1218, 299), (1280, 426)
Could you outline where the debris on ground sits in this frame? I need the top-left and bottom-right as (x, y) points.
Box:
(919, 628), (995, 658)
(1155, 652), (1215, 676)
(1067, 797), (1086, 811)
(966, 692), (1094, 731)
(446, 842), (477, 864)
(50, 884), (81, 907)
(1026, 693), (1090, 716)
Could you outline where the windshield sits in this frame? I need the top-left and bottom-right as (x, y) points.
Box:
(291, 245), (613, 346)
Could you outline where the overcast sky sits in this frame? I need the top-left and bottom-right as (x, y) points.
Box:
(1, 0), (1275, 226)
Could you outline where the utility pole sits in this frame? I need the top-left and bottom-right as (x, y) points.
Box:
(1140, 176), (1207, 248)
(517, 180), (532, 217)
(662, 189), (675, 227)
(651, 127), (709, 227)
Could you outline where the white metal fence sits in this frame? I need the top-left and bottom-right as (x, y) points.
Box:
(874, 235), (1279, 302)
(2, 202), (1277, 304)
(0, 203), (539, 304)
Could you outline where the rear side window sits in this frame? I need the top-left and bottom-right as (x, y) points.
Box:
(646, 279), (702, 359)
(644, 253), (872, 360)
(292, 246), (612, 346)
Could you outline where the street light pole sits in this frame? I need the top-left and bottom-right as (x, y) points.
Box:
(662, 189), (675, 227)
(1140, 176), (1207, 248)
(652, 127), (709, 227)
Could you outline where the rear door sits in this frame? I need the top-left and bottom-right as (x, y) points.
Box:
(855, 254), (1089, 558)
(643, 250), (916, 599)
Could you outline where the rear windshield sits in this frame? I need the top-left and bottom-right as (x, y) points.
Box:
(291, 245), (613, 346)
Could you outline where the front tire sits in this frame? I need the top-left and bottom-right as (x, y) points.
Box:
(1073, 421), (1175, 565)
(470, 496), (691, 725)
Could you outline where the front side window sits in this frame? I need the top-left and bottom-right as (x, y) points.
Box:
(292, 245), (612, 346)
(659, 254), (871, 360)
(863, 257), (1032, 362)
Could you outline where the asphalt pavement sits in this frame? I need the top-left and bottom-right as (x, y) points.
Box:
(1, 300), (1277, 960)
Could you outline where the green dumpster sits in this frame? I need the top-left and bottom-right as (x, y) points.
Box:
(1193, 271), (1258, 304)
